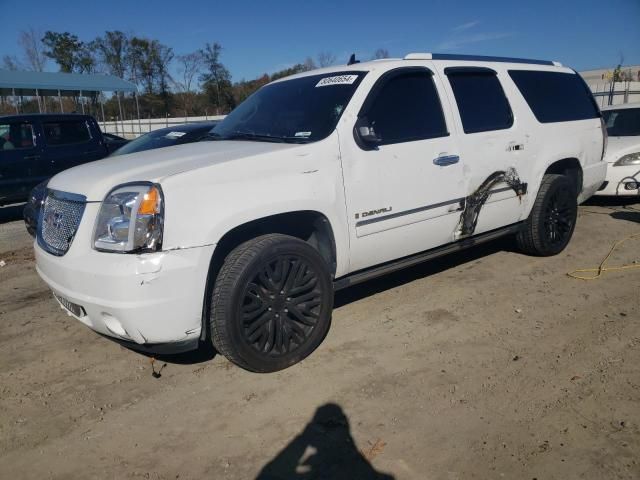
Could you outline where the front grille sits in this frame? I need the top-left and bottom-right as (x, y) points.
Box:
(37, 189), (86, 256)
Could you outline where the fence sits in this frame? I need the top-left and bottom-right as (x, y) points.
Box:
(588, 81), (640, 108)
(100, 114), (226, 139)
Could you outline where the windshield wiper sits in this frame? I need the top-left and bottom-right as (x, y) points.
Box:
(222, 131), (311, 144)
(223, 132), (288, 143)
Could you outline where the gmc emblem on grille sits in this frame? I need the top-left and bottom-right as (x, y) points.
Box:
(44, 211), (64, 230)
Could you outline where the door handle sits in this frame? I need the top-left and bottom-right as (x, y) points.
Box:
(23, 155), (41, 161)
(433, 155), (460, 166)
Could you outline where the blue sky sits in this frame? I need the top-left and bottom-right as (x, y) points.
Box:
(1, 0), (639, 81)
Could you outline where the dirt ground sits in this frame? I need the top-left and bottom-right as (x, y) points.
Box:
(0, 199), (639, 480)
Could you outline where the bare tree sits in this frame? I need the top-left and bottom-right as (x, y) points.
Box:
(174, 51), (204, 116)
(176, 51), (204, 93)
(317, 51), (336, 68)
(372, 48), (390, 60)
(303, 57), (317, 71)
(18, 28), (47, 71)
(2, 55), (22, 71)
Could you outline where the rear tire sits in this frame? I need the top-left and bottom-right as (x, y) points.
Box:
(210, 234), (333, 372)
(516, 174), (578, 256)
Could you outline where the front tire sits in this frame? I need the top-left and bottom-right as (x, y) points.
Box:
(210, 234), (334, 372)
(516, 174), (578, 256)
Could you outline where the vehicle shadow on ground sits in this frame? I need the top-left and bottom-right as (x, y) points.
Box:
(126, 237), (514, 366)
(581, 196), (640, 224)
(335, 236), (512, 308)
(582, 196), (640, 208)
(0, 204), (25, 224)
(610, 210), (640, 224)
(255, 403), (394, 480)
(123, 340), (217, 365)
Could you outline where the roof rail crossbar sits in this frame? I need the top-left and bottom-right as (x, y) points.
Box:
(403, 53), (559, 66)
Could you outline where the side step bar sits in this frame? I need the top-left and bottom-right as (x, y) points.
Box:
(333, 222), (524, 291)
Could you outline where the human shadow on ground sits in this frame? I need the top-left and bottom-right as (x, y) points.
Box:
(256, 403), (394, 480)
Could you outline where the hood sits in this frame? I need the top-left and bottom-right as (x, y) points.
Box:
(604, 135), (640, 163)
(47, 140), (300, 201)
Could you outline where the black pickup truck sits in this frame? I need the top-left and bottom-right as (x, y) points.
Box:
(0, 113), (124, 206)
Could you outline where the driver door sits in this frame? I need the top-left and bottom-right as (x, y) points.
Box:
(339, 67), (466, 271)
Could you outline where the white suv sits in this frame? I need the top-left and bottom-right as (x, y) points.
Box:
(35, 53), (606, 372)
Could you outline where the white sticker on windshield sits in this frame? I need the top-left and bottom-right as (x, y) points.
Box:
(315, 75), (359, 87)
(294, 131), (312, 137)
(165, 131), (186, 138)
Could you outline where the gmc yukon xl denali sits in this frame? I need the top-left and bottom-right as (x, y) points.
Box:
(34, 53), (607, 372)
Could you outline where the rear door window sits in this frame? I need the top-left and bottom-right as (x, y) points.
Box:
(446, 69), (513, 134)
(0, 122), (36, 150)
(43, 120), (91, 146)
(508, 70), (600, 123)
(363, 70), (448, 145)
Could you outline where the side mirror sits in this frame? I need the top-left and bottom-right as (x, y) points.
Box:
(354, 117), (381, 149)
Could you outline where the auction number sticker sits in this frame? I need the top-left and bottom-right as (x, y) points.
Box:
(315, 75), (359, 87)
(165, 131), (187, 138)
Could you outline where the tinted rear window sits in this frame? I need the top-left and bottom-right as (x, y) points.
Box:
(602, 108), (640, 136)
(446, 71), (513, 134)
(508, 70), (599, 123)
(43, 120), (91, 145)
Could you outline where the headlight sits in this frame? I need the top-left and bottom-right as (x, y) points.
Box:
(93, 183), (164, 253)
(614, 152), (640, 166)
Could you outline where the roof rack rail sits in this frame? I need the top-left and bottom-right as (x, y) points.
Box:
(403, 52), (560, 67)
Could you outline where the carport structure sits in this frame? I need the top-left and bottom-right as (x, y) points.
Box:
(0, 69), (138, 129)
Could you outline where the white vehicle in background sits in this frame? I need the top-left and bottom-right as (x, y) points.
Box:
(595, 103), (640, 196)
(34, 53), (606, 372)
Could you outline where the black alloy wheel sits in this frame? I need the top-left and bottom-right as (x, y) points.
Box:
(543, 186), (575, 248)
(517, 174), (578, 256)
(241, 254), (323, 356)
(210, 234), (333, 372)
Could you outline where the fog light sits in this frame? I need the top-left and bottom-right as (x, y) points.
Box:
(624, 182), (639, 191)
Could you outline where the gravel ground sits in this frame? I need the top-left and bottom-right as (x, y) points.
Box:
(0, 200), (639, 480)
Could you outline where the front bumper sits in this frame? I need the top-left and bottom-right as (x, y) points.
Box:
(35, 242), (215, 347)
(594, 163), (640, 196)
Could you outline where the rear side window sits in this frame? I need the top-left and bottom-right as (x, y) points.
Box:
(364, 70), (448, 145)
(508, 70), (599, 123)
(43, 120), (91, 146)
(602, 108), (640, 136)
(0, 122), (35, 150)
(446, 70), (513, 134)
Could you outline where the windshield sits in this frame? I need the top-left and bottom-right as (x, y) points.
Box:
(210, 71), (366, 143)
(110, 128), (205, 156)
(603, 108), (640, 136)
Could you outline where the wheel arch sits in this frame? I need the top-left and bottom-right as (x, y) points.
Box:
(543, 157), (583, 194)
(199, 210), (337, 342)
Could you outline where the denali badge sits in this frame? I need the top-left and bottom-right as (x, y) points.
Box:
(355, 207), (392, 220)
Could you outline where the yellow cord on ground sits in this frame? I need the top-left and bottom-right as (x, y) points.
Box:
(567, 232), (640, 280)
